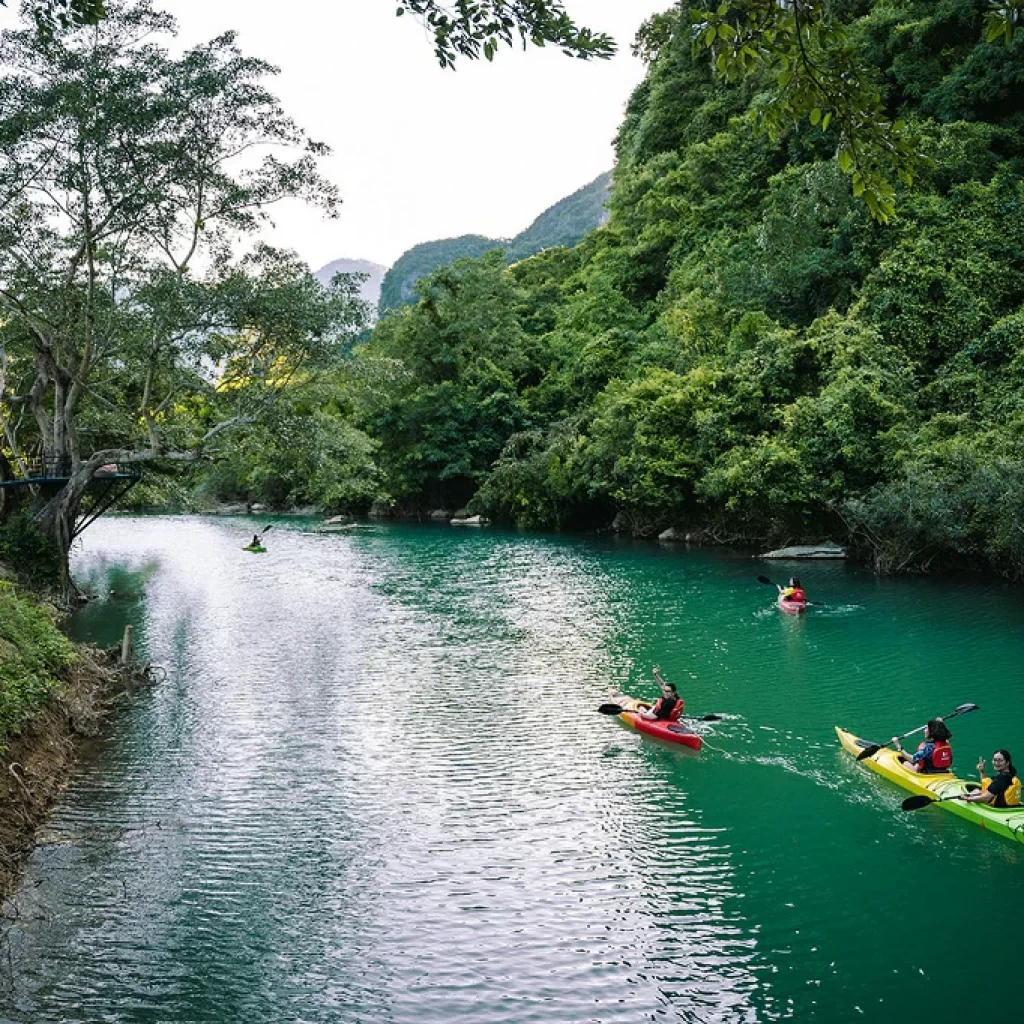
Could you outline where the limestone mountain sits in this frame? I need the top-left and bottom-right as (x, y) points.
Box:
(377, 171), (611, 313)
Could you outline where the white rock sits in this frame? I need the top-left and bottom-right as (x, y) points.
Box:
(658, 527), (687, 542)
(760, 543), (846, 559)
(451, 515), (490, 526)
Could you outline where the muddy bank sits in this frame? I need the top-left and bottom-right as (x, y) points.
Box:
(0, 644), (142, 904)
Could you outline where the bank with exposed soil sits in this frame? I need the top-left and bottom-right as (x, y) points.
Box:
(0, 580), (136, 902)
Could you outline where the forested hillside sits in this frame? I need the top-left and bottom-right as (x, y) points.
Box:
(206, 0), (1024, 579)
(377, 172), (611, 312)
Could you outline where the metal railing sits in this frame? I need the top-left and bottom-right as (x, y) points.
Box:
(24, 454), (71, 479)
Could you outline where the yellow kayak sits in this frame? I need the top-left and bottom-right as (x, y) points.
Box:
(836, 726), (1024, 844)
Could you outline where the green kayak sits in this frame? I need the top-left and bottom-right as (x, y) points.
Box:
(837, 727), (1024, 845)
(243, 544), (266, 553)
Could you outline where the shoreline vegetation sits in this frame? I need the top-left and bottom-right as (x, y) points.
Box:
(171, 2), (1024, 585)
(0, 577), (150, 902)
(4, 1), (1024, 588)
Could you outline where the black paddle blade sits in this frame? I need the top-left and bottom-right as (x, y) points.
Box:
(856, 744), (882, 761)
(757, 575), (775, 585)
(697, 714), (722, 722)
(597, 703), (626, 715)
(951, 702), (979, 716)
(901, 794), (935, 811)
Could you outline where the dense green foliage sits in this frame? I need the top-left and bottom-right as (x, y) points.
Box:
(0, 584), (76, 748)
(9, 0), (1024, 582)
(0, 512), (62, 584)
(302, 0), (1024, 580)
(377, 172), (611, 312)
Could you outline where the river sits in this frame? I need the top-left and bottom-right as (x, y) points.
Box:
(2, 516), (1023, 1022)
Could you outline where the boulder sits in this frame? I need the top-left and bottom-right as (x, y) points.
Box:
(323, 514), (349, 525)
(368, 499), (396, 519)
(658, 527), (687, 542)
(428, 509), (453, 521)
(760, 543), (846, 560)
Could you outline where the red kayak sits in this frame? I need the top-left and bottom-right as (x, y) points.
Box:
(777, 597), (807, 614)
(608, 693), (703, 750)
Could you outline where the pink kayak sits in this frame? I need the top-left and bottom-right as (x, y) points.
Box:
(777, 597), (807, 614)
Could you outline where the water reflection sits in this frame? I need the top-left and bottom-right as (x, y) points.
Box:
(4, 517), (1024, 1022)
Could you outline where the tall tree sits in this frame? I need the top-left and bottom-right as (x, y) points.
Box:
(0, 1), (365, 595)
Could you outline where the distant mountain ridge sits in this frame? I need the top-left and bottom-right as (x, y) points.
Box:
(313, 258), (387, 314)
(377, 171), (611, 313)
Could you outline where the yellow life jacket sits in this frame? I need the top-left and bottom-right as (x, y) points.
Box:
(981, 774), (1022, 807)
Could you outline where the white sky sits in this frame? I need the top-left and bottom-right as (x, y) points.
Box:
(1, 1), (667, 269)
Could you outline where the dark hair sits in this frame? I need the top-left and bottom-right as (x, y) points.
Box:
(662, 681), (678, 695)
(927, 719), (952, 743)
(995, 749), (1016, 775)
(789, 577), (801, 587)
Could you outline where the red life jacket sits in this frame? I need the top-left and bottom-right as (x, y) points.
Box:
(653, 696), (684, 721)
(788, 588), (806, 603)
(918, 739), (953, 772)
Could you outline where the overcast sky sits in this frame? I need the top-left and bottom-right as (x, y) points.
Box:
(1, 1), (668, 269)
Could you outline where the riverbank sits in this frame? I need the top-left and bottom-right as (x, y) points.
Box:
(0, 581), (136, 902)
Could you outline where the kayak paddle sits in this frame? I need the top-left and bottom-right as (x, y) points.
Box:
(855, 702), (980, 761)
(901, 792), (978, 812)
(244, 524), (273, 548)
(756, 575), (824, 606)
(597, 703), (721, 722)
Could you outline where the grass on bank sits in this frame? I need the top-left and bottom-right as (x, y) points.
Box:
(0, 582), (77, 752)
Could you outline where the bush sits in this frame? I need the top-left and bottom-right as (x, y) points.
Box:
(0, 511), (61, 583)
(0, 584), (76, 746)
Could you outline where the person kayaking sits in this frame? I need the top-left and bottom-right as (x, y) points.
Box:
(249, 534), (262, 548)
(637, 667), (684, 722)
(963, 750), (1021, 807)
(892, 718), (953, 773)
(777, 577), (807, 604)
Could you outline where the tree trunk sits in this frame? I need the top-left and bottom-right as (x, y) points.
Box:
(34, 473), (88, 605)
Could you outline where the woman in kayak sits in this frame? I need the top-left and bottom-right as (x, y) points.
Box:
(963, 750), (1021, 807)
(892, 718), (953, 773)
(637, 667), (684, 722)
(778, 577), (806, 604)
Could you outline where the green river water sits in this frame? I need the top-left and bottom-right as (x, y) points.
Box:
(2, 516), (1023, 1023)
